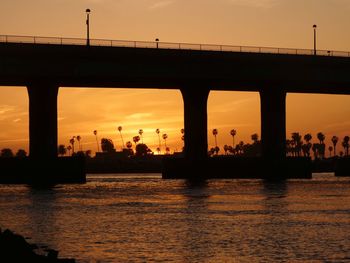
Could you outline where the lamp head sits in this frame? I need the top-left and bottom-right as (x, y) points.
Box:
(86, 8), (91, 14)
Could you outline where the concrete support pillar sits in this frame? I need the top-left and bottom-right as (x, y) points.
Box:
(27, 83), (59, 159)
(260, 88), (286, 159)
(181, 87), (210, 161)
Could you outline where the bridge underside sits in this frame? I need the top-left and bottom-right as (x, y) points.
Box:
(1, 43), (350, 179)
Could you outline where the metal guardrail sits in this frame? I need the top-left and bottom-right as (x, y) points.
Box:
(1, 34), (349, 57)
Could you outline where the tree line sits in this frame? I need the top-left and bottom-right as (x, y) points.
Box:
(1, 129), (349, 159)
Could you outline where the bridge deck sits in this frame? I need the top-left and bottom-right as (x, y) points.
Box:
(1, 34), (349, 58)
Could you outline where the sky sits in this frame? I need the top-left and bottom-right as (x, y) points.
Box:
(0, 0), (350, 155)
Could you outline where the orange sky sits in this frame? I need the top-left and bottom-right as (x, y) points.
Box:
(0, 0), (350, 154)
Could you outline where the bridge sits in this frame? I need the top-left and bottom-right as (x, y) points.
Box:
(1, 35), (350, 179)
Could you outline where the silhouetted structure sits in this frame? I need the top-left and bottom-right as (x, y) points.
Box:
(1, 39), (350, 180)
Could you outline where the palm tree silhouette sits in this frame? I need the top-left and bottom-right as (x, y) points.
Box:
(317, 132), (325, 144)
(212, 129), (218, 149)
(162, 134), (168, 150)
(138, 129), (144, 144)
(133, 135), (140, 146)
(312, 143), (318, 159)
(304, 133), (312, 143)
(67, 145), (72, 156)
(156, 129), (161, 154)
(58, 144), (67, 156)
(291, 132), (302, 157)
(224, 145), (228, 155)
(180, 128), (185, 149)
(343, 136), (350, 156)
(328, 146), (333, 157)
(303, 133), (312, 157)
(317, 132), (326, 159)
(331, 136), (339, 156)
(76, 135), (81, 151)
(117, 126), (124, 149)
(251, 133), (259, 144)
(93, 130), (100, 152)
(70, 137), (75, 154)
(230, 129), (237, 148)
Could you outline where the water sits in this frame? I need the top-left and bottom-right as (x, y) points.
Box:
(0, 173), (350, 262)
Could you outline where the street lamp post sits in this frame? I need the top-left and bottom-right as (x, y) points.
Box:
(155, 38), (159, 49)
(86, 9), (91, 46)
(313, 24), (317, 55)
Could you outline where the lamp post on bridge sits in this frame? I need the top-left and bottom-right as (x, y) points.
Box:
(86, 8), (91, 46)
(313, 24), (317, 55)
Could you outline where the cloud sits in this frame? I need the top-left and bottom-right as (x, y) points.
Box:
(0, 105), (15, 115)
(127, 112), (153, 119)
(149, 0), (174, 9)
(227, 0), (279, 8)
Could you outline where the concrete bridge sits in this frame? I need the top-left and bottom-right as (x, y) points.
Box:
(1, 35), (350, 176)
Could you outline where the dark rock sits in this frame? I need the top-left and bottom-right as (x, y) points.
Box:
(0, 229), (75, 263)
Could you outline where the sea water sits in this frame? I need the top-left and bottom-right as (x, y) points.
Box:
(0, 173), (350, 262)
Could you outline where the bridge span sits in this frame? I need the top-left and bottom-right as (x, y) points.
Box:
(1, 35), (350, 177)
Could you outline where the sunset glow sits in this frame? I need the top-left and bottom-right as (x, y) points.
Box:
(1, 0), (350, 154)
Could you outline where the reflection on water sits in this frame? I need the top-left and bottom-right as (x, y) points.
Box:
(0, 173), (350, 262)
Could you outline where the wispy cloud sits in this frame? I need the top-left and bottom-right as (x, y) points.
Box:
(0, 105), (15, 115)
(149, 0), (174, 9)
(127, 112), (153, 119)
(227, 0), (279, 8)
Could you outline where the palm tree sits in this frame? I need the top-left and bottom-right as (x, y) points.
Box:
(303, 133), (312, 157)
(317, 132), (325, 144)
(58, 144), (67, 156)
(16, 149), (27, 158)
(312, 143), (319, 159)
(69, 137), (75, 154)
(162, 134), (168, 149)
(304, 133), (312, 143)
(126, 141), (133, 155)
(76, 135), (82, 151)
(156, 128), (161, 153)
(126, 141), (132, 149)
(251, 133), (259, 144)
(343, 136), (350, 156)
(67, 145), (72, 156)
(224, 145), (229, 155)
(291, 132), (302, 157)
(93, 130), (100, 152)
(138, 129), (144, 144)
(133, 135), (140, 146)
(118, 126), (124, 148)
(181, 128), (185, 148)
(238, 141), (244, 155)
(212, 129), (218, 149)
(0, 148), (14, 157)
(214, 146), (220, 155)
(317, 132), (326, 159)
(328, 146), (333, 157)
(331, 136), (339, 156)
(230, 129), (237, 148)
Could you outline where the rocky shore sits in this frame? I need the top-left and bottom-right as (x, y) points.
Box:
(0, 228), (75, 262)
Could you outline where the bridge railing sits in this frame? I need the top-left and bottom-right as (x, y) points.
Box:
(1, 34), (350, 58)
